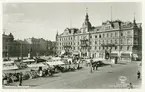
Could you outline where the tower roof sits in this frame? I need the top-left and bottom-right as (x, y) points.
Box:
(82, 12), (92, 29)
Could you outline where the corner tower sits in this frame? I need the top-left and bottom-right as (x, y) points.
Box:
(81, 8), (92, 33)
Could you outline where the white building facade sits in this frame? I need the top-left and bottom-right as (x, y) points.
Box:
(56, 13), (142, 60)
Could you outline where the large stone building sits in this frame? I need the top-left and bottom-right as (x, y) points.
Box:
(56, 13), (142, 60)
(2, 33), (29, 58)
(3, 33), (14, 57)
(3, 34), (57, 58)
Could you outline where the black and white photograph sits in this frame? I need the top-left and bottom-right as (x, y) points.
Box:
(2, 1), (142, 89)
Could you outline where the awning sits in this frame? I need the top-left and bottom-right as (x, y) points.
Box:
(132, 54), (138, 58)
(23, 59), (35, 63)
(110, 53), (118, 57)
(3, 61), (14, 64)
(27, 63), (46, 68)
(93, 58), (105, 62)
(46, 61), (65, 66)
(3, 66), (18, 71)
(121, 53), (130, 58)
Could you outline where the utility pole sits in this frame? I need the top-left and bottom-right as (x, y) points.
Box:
(20, 41), (23, 60)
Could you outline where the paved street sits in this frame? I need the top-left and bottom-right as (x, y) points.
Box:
(4, 61), (141, 89)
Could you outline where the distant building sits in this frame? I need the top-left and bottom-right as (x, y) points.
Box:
(46, 41), (57, 56)
(25, 38), (47, 56)
(56, 13), (142, 60)
(3, 33), (14, 57)
(3, 33), (56, 58)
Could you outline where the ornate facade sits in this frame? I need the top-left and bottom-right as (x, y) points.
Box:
(56, 13), (142, 60)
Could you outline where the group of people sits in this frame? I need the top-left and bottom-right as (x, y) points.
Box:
(3, 72), (23, 86)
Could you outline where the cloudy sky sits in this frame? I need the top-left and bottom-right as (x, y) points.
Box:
(3, 2), (142, 41)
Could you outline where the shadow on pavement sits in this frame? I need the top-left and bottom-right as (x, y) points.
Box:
(116, 63), (127, 65)
(43, 75), (60, 78)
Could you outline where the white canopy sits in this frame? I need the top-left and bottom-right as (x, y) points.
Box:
(3, 61), (14, 64)
(27, 63), (46, 68)
(3, 66), (18, 71)
(93, 58), (105, 62)
(46, 61), (65, 66)
(23, 59), (35, 63)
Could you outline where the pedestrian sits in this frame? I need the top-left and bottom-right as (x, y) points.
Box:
(3, 75), (8, 85)
(137, 71), (141, 79)
(19, 72), (23, 86)
(90, 59), (93, 73)
(128, 83), (133, 89)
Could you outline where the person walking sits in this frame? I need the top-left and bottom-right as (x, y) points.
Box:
(128, 83), (133, 89)
(90, 59), (93, 73)
(137, 71), (141, 79)
(19, 72), (23, 86)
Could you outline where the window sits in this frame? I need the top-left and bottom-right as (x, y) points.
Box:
(99, 35), (101, 38)
(121, 32), (123, 36)
(115, 46), (117, 50)
(95, 41), (97, 44)
(90, 42), (92, 45)
(120, 46), (122, 50)
(103, 46), (104, 50)
(120, 39), (123, 44)
(111, 33), (113, 37)
(103, 34), (105, 37)
(106, 40), (108, 44)
(95, 35), (97, 38)
(127, 46), (129, 50)
(127, 31), (131, 36)
(99, 46), (101, 50)
(107, 33), (109, 37)
(115, 32), (117, 37)
(111, 40), (112, 43)
(115, 39), (117, 44)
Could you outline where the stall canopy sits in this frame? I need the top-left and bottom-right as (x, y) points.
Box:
(3, 66), (18, 71)
(46, 61), (65, 66)
(3, 61), (14, 64)
(3, 61), (18, 70)
(121, 53), (130, 58)
(93, 58), (105, 62)
(110, 53), (118, 58)
(27, 63), (47, 68)
(23, 59), (35, 63)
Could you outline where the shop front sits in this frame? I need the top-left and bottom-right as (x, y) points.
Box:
(120, 53), (131, 60)
(110, 53), (118, 59)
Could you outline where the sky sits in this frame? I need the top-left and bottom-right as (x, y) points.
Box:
(3, 2), (142, 41)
